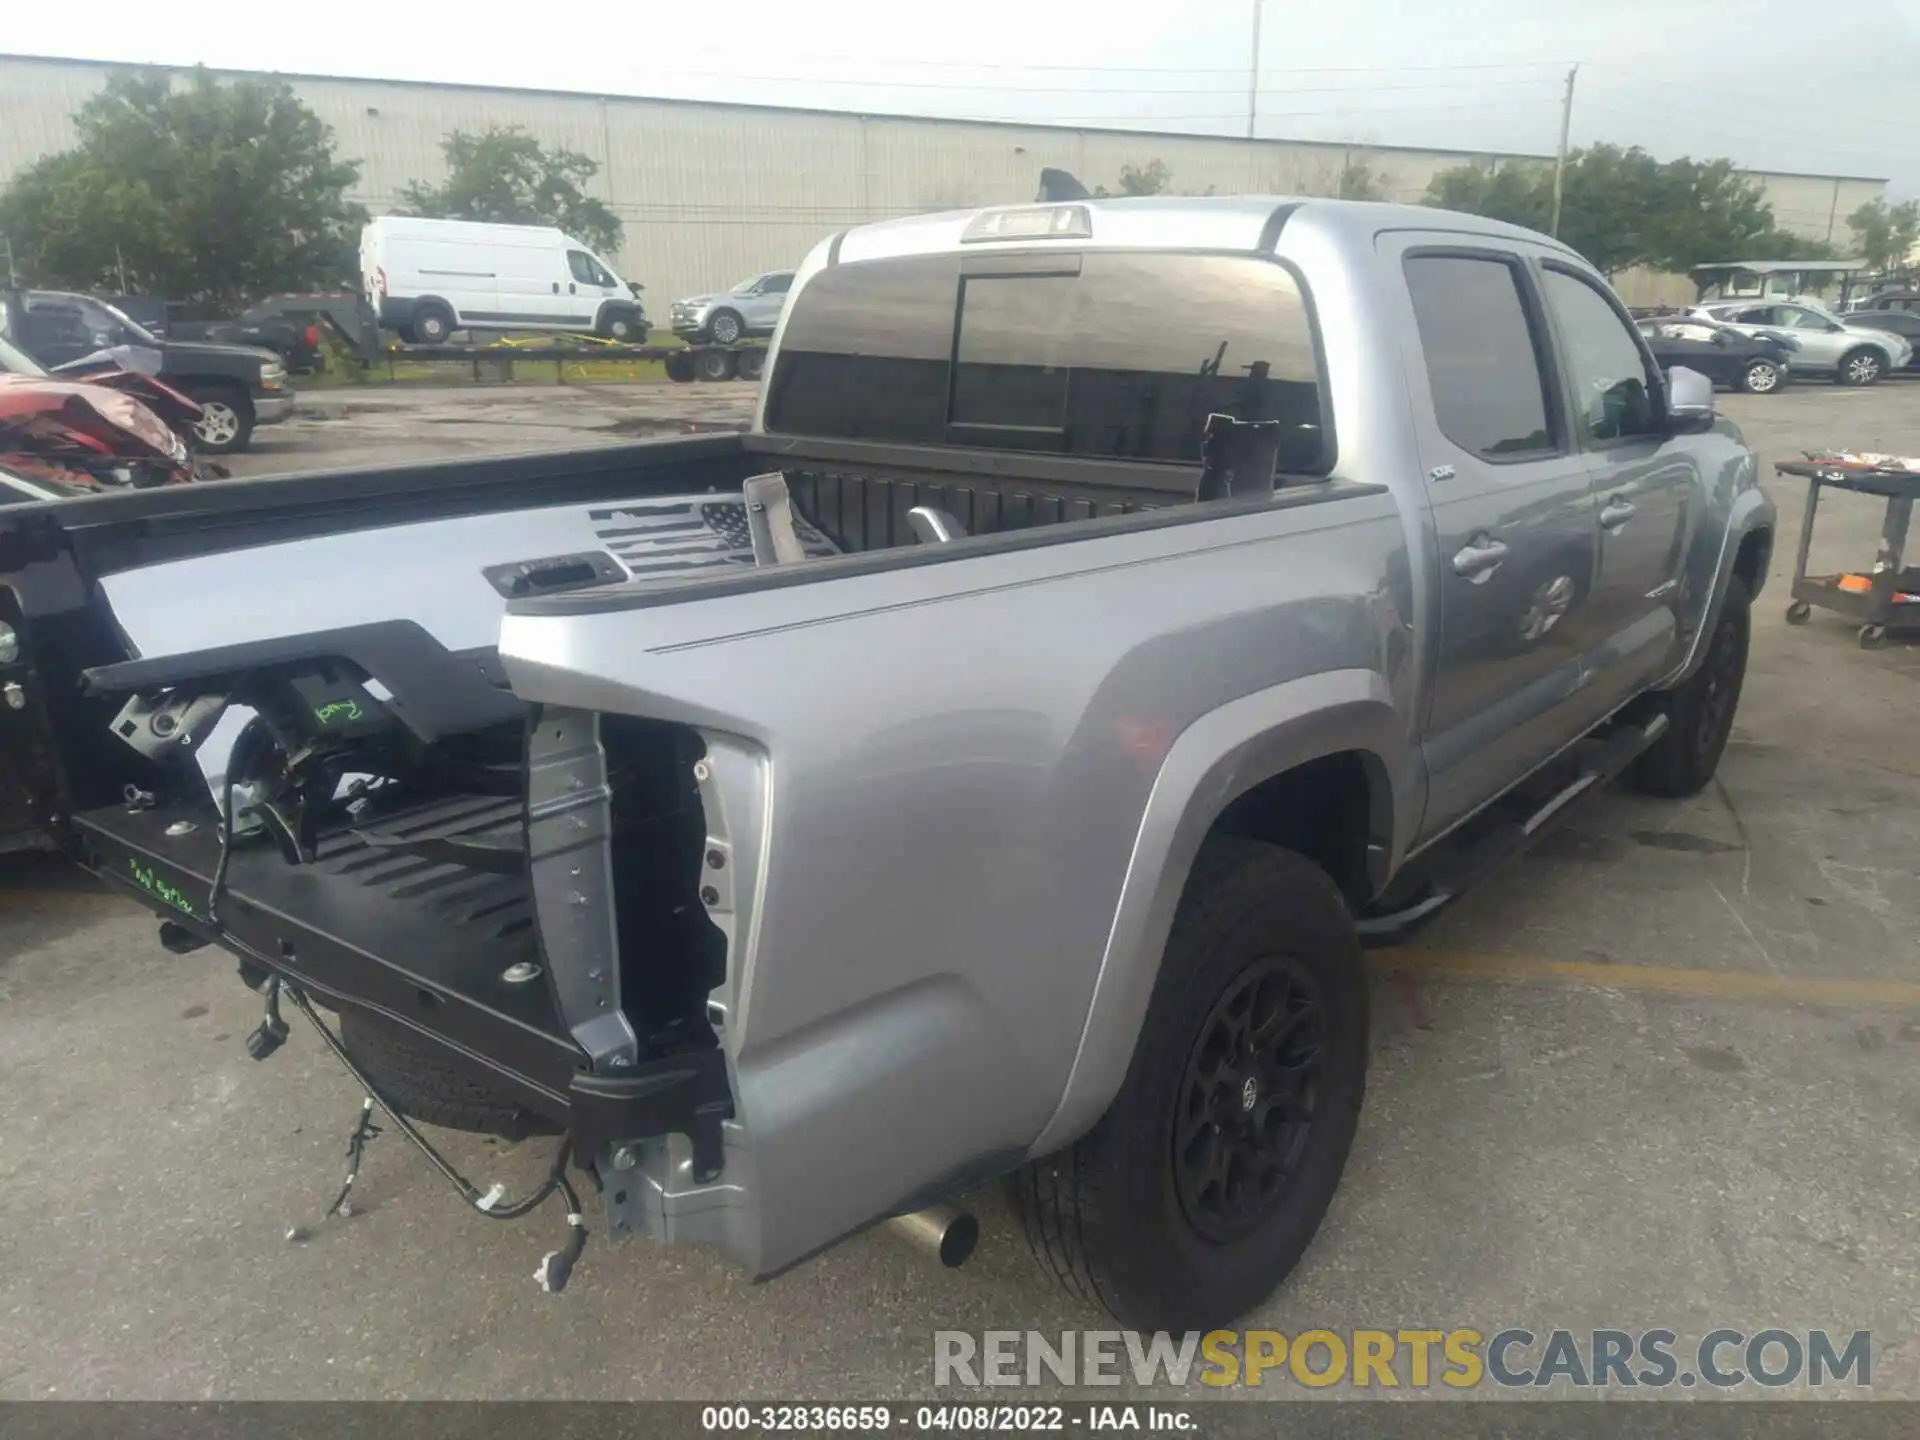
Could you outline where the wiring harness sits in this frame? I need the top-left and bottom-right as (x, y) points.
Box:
(283, 980), (590, 1294)
(207, 752), (590, 1294)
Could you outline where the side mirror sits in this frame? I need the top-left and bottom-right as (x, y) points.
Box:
(1711, 329), (1732, 346)
(1665, 365), (1715, 434)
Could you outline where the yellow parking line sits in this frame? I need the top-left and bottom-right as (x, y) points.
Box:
(1374, 948), (1920, 1010)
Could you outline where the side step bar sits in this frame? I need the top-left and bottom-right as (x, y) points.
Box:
(1358, 712), (1668, 946)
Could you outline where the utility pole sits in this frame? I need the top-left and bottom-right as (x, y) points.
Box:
(1247, 0), (1263, 140)
(1550, 63), (1579, 237)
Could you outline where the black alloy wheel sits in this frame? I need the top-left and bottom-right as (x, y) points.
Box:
(1173, 954), (1325, 1244)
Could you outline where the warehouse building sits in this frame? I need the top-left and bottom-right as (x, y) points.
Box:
(0, 52), (1888, 310)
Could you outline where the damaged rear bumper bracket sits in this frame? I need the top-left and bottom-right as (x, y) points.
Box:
(525, 707), (638, 1071)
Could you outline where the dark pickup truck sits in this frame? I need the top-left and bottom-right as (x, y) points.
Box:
(3, 289), (293, 453)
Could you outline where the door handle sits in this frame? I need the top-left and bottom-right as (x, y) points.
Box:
(1600, 496), (1636, 530)
(1452, 536), (1509, 582)
(551, 282), (559, 293)
(569, 283), (577, 294)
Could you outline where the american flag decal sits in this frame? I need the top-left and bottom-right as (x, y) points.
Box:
(588, 492), (838, 580)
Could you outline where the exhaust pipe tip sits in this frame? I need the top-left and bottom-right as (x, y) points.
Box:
(888, 1204), (979, 1269)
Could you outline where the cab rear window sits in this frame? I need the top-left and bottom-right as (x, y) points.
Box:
(764, 251), (1328, 474)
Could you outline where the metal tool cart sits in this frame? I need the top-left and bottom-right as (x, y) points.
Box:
(1774, 455), (1920, 649)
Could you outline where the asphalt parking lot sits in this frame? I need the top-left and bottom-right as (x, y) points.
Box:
(3, 379), (1919, 1402)
(222, 379), (758, 478)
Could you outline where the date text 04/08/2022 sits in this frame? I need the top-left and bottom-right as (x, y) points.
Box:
(699, 1405), (1195, 1431)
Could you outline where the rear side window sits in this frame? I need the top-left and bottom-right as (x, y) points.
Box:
(765, 252), (1327, 473)
(1403, 255), (1555, 460)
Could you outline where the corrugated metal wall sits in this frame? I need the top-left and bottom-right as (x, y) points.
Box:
(0, 54), (1888, 311)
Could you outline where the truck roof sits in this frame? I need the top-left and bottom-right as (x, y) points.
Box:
(831, 195), (1578, 267)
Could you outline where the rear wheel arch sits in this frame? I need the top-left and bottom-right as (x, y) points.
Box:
(1209, 749), (1391, 908)
(1732, 525), (1772, 597)
(1025, 678), (1408, 1160)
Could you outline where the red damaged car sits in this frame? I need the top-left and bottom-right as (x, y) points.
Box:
(0, 330), (208, 493)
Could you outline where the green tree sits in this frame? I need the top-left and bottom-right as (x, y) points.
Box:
(1336, 158), (1386, 202)
(1424, 161), (1553, 234)
(1847, 197), (1920, 274)
(1425, 144), (1811, 277)
(0, 68), (364, 305)
(1639, 156), (1791, 272)
(1093, 160), (1172, 198)
(400, 127), (622, 255)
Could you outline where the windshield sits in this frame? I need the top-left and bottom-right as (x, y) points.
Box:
(91, 299), (159, 344)
(731, 277), (762, 294)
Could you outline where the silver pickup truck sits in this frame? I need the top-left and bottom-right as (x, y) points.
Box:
(0, 196), (1772, 1329)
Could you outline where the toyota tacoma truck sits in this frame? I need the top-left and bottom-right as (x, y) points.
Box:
(0, 197), (1773, 1328)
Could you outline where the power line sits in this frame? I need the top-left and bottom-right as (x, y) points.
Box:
(663, 53), (1575, 77)
(1579, 65), (1917, 134)
(1581, 102), (1896, 171)
(660, 72), (1565, 96)
(582, 96), (1563, 128)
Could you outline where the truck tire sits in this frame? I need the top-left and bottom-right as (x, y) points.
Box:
(1012, 839), (1368, 1331)
(186, 384), (255, 455)
(598, 307), (644, 342)
(1626, 576), (1750, 798)
(695, 348), (738, 382)
(339, 1007), (562, 1142)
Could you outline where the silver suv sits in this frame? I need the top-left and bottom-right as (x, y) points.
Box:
(670, 271), (795, 345)
(1692, 297), (1911, 385)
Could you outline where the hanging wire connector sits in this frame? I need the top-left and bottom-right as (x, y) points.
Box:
(280, 982), (589, 1294)
(324, 1097), (382, 1219)
(535, 1210), (589, 1294)
(245, 973), (289, 1062)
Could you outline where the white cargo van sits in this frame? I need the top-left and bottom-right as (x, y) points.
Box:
(359, 217), (647, 344)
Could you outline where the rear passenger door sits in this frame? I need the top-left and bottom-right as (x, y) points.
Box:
(1538, 264), (1697, 713)
(1390, 242), (1600, 842)
(745, 273), (793, 334)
